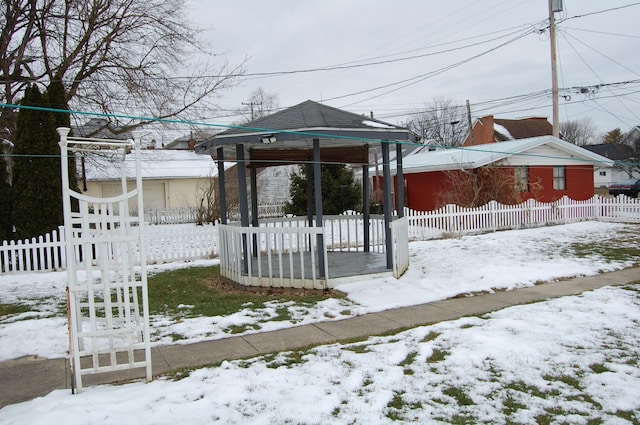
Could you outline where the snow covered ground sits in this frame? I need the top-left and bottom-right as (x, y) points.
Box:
(1, 221), (640, 423)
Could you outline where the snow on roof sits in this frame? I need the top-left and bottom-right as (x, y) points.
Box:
(394, 136), (615, 174)
(493, 123), (514, 140)
(84, 149), (225, 181)
(361, 120), (395, 129)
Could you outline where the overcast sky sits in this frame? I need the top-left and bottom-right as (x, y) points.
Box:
(187, 0), (640, 137)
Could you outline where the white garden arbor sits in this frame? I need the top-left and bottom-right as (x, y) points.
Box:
(196, 100), (420, 289)
(58, 127), (152, 392)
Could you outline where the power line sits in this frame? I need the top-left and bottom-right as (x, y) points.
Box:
(557, 2), (640, 24)
(1, 102), (635, 168)
(333, 28), (536, 107)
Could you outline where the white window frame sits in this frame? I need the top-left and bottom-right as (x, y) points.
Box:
(553, 166), (566, 190)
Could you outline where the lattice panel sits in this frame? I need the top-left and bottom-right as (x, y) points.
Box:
(58, 128), (152, 392)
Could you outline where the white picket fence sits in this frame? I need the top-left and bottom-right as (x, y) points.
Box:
(3, 195), (640, 274)
(404, 195), (640, 240)
(140, 203), (287, 225)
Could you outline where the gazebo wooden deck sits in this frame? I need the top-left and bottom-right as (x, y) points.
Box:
(196, 100), (419, 289)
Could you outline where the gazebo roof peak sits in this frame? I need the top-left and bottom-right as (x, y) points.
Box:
(220, 100), (405, 135)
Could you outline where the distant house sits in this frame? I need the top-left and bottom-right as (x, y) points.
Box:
(165, 130), (221, 150)
(621, 126), (640, 146)
(583, 143), (639, 189)
(72, 118), (132, 140)
(83, 149), (223, 211)
(391, 136), (613, 211)
(463, 115), (553, 146)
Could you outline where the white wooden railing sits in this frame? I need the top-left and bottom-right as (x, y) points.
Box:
(4, 195), (640, 274)
(391, 216), (409, 278)
(260, 214), (387, 253)
(217, 214), (407, 288)
(218, 222), (329, 289)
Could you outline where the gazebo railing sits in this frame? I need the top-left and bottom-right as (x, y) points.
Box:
(218, 222), (328, 289)
(217, 214), (409, 289)
(390, 216), (409, 278)
(260, 214), (388, 253)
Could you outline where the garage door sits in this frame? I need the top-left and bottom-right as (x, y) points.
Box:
(101, 181), (166, 212)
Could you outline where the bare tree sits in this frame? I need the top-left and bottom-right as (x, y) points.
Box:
(436, 163), (543, 209)
(406, 97), (468, 147)
(559, 118), (597, 145)
(0, 0), (246, 137)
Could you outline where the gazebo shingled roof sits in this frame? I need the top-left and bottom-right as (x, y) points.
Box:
(195, 100), (419, 166)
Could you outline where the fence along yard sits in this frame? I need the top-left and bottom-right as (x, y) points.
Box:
(3, 195), (640, 274)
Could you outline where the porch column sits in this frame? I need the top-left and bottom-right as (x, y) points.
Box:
(236, 144), (249, 274)
(250, 167), (259, 256)
(313, 138), (326, 278)
(362, 145), (370, 252)
(396, 142), (405, 218)
(216, 147), (227, 224)
(381, 140), (393, 269)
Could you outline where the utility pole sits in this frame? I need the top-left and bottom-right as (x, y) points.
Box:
(549, 0), (562, 137)
(466, 99), (474, 146)
(242, 102), (256, 121)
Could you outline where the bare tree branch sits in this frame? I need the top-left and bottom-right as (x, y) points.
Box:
(1, 0), (246, 137)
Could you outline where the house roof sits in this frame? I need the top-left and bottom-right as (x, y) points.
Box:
(195, 100), (420, 164)
(84, 149), (227, 181)
(72, 118), (132, 140)
(582, 143), (635, 161)
(394, 136), (614, 175)
(493, 118), (553, 141)
(621, 126), (640, 145)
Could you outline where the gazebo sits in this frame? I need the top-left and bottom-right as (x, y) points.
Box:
(195, 100), (419, 289)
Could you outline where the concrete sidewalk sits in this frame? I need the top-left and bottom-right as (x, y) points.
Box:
(1, 267), (639, 408)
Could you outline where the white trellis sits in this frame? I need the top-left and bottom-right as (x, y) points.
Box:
(58, 127), (152, 392)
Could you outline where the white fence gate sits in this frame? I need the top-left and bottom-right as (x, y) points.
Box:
(59, 128), (152, 392)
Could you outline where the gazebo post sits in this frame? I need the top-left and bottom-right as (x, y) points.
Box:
(396, 142), (405, 218)
(216, 147), (227, 224)
(381, 140), (393, 269)
(362, 145), (370, 252)
(250, 167), (259, 256)
(313, 138), (326, 278)
(306, 160), (313, 231)
(236, 144), (249, 274)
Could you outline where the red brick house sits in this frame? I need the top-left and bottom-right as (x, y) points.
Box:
(390, 135), (613, 211)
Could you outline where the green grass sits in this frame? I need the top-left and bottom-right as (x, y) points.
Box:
(589, 363), (611, 374)
(0, 304), (31, 316)
(568, 227), (640, 263)
(385, 391), (423, 421)
(426, 348), (449, 363)
(147, 265), (340, 319)
(421, 331), (441, 343)
(506, 380), (551, 399)
(443, 386), (474, 406)
(0, 303), (31, 317)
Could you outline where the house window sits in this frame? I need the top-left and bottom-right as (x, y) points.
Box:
(553, 166), (566, 190)
(515, 166), (529, 192)
(599, 171), (607, 176)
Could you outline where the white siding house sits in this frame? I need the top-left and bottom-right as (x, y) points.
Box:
(82, 149), (225, 211)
